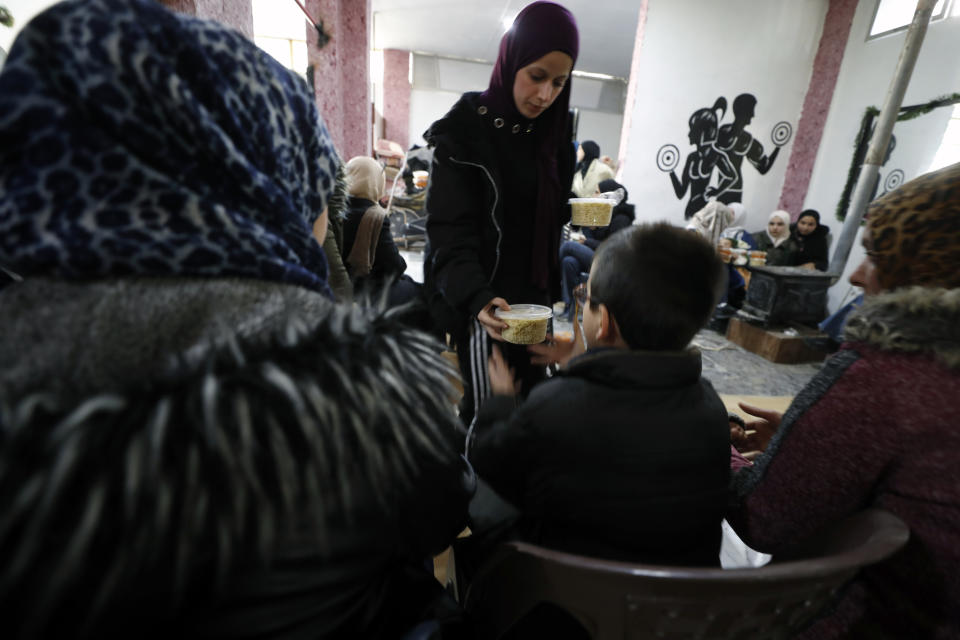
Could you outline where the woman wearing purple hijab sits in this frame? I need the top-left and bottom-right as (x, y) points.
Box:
(424, 1), (579, 428)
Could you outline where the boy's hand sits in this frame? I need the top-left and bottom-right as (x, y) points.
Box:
(529, 307), (587, 368)
(488, 345), (519, 396)
(528, 333), (574, 367)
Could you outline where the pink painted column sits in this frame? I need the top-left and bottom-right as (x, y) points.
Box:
(159, 0), (253, 39)
(306, 0), (372, 161)
(778, 0), (858, 216)
(615, 0), (649, 177)
(382, 49), (411, 149)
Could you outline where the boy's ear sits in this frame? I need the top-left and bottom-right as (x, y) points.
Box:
(597, 303), (620, 344)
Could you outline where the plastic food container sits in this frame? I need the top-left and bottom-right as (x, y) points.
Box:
(413, 170), (429, 189)
(495, 304), (553, 344)
(749, 250), (767, 267)
(730, 248), (748, 266)
(569, 198), (614, 227)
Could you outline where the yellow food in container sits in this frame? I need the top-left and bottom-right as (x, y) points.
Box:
(569, 198), (614, 227)
(495, 304), (553, 344)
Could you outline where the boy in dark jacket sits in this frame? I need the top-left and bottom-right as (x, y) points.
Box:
(470, 222), (730, 566)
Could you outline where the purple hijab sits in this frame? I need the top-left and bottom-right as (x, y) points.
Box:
(480, 1), (579, 290)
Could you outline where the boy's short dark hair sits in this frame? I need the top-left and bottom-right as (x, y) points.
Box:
(589, 222), (724, 351)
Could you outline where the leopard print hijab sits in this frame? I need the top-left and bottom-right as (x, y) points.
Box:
(0, 0), (339, 295)
(867, 161), (960, 291)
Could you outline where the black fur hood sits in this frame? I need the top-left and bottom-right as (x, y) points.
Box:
(0, 277), (468, 635)
(845, 286), (960, 370)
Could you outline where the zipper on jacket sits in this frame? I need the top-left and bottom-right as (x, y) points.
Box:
(449, 157), (502, 284)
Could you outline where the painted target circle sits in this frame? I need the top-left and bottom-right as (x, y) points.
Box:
(656, 144), (680, 172)
(884, 169), (905, 193)
(771, 121), (793, 147)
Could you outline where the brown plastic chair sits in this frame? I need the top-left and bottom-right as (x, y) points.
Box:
(462, 508), (909, 639)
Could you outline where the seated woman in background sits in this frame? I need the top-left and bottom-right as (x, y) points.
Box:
(342, 156), (420, 305)
(571, 139), (615, 198)
(719, 202), (757, 249)
(751, 210), (797, 265)
(729, 162), (960, 639)
(558, 178), (635, 321)
(0, 1), (471, 638)
(687, 201), (746, 309)
(790, 208), (830, 271)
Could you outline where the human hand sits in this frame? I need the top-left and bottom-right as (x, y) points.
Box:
(732, 402), (783, 459)
(477, 297), (510, 341)
(800, 262), (816, 270)
(528, 332), (575, 367)
(488, 345), (519, 396)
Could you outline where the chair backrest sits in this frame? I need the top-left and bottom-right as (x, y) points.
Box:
(463, 508), (908, 640)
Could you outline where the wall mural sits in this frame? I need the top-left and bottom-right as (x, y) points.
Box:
(657, 93), (791, 219)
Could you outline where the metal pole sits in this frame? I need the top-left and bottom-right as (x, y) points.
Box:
(828, 0), (936, 278)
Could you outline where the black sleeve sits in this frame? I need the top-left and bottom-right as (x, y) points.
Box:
(371, 218), (407, 281)
(425, 138), (497, 318)
(470, 394), (535, 507)
(811, 235), (830, 271)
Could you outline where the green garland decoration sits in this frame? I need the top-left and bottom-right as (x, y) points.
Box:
(835, 92), (960, 221)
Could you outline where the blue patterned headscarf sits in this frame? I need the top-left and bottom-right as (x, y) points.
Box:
(0, 0), (339, 295)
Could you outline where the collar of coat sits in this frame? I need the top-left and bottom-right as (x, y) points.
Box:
(844, 286), (960, 370)
(563, 346), (703, 389)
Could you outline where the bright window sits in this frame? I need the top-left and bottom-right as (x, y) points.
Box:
(927, 104), (960, 173)
(868, 0), (953, 39)
(252, 0), (309, 75)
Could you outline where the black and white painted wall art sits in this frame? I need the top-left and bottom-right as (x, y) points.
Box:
(659, 93), (791, 219)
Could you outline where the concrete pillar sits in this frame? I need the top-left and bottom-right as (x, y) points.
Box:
(159, 0), (253, 39)
(306, 0), (372, 161)
(382, 49), (411, 149)
(777, 0), (858, 216)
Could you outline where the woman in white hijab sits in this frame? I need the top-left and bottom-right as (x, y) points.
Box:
(719, 202), (758, 249)
(686, 201), (736, 247)
(751, 210), (798, 266)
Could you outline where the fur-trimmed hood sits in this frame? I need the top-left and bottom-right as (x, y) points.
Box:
(0, 277), (469, 636)
(844, 286), (960, 370)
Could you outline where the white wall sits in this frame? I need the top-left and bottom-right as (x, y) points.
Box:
(803, 4), (960, 313)
(409, 88), (461, 147)
(619, 0), (828, 233)
(575, 110), (623, 165)
(406, 54), (624, 155)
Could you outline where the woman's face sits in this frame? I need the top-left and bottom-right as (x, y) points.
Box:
(849, 231), (882, 295)
(311, 206), (329, 244)
(513, 51), (573, 119)
(797, 216), (817, 236)
(576, 145), (585, 162)
(768, 216), (787, 238)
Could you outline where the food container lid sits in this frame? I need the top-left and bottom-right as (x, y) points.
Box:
(568, 198), (613, 204)
(494, 304), (553, 320)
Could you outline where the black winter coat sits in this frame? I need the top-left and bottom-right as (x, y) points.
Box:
(423, 92), (575, 334)
(342, 195), (407, 293)
(471, 347), (730, 567)
(790, 222), (831, 271)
